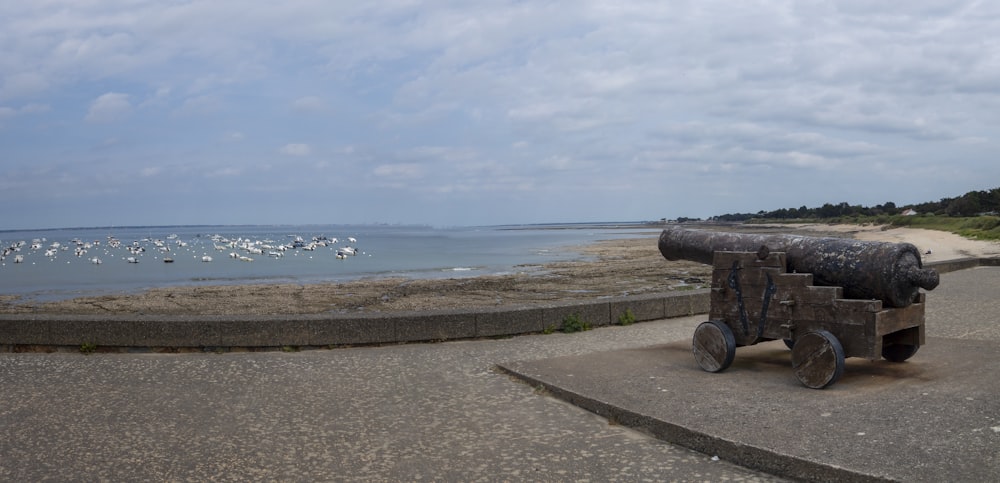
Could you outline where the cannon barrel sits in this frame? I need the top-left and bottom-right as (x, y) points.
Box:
(659, 226), (939, 308)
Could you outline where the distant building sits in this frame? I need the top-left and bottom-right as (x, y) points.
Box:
(901, 209), (919, 216)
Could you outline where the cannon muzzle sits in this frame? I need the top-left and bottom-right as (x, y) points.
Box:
(659, 226), (939, 308)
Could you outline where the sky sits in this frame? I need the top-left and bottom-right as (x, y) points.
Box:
(3, 1), (1000, 230)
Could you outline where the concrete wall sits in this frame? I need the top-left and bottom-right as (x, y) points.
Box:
(926, 257), (1000, 273)
(0, 290), (711, 350)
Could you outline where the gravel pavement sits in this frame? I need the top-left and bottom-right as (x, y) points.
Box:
(0, 314), (781, 481)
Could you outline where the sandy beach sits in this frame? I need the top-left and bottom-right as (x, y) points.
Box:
(3, 223), (998, 316)
(793, 223), (1000, 261)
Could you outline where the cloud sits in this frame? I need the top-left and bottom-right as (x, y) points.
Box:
(206, 167), (242, 178)
(373, 163), (422, 179)
(0, 72), (50, 100)
(20, 103), (50, 114)
(291, 96), (327, 112)
(172, 95), (223, 117)
(140, 166), (161, 177)
(539, 155), (573, 171)
(85, 92), (132, 123)
(280, 143), (311, 156)
(4, 1), (1000, 228)
(1, 103), (51, 120)
(139, 87), (172, 108)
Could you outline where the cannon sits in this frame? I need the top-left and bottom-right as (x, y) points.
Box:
(659, 226), (940, 388)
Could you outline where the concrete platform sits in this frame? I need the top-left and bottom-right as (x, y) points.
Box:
(500, 268), (1000, 482)
(500, 338), (1000, 481)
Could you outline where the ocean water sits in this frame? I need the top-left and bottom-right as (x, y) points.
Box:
(0, 223), (659, 302)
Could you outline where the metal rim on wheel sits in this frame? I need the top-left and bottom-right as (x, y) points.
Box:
(790, 330), (846, 389)
(692, 320), (736, 373)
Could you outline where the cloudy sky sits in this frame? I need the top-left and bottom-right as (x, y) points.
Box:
(3, 1), (999, 230)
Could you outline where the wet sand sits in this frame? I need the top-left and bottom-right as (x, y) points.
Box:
(3, 223), (997, 316)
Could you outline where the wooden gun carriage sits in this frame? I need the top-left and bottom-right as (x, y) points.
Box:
(659, 227), (940, 389)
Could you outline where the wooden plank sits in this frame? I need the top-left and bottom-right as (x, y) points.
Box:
(834, 298), (882, 313)
(874, 302), (925, 336)
(774, 272), (815, 288)
(782, 318), (876, 360)
(768, 286), (843, 323)
(720, 268), (784, 288)
(828, 299), (883, 326)
(799, 285), (845, 304)
(711, 251), (786, 269)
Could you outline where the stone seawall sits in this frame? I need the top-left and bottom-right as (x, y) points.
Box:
(0, 290), (710, 351)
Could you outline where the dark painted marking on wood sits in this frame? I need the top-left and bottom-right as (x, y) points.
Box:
(727, 260), (750, 335)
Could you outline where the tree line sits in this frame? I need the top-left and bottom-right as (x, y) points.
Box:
(705, 187), (1000, 222)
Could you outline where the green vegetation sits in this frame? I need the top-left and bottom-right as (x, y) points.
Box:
(559, 313), (592, 333)
(710, 187), (1000, 222)
(281, 345), (300, 352)
(616, 308), (636, 326)
(888, 214), (1000, 241)
(533, 384), (551, 396)
(79, 342), (97, 354)
(672, 186), (1000, 241)
(543, 324), (557, 335)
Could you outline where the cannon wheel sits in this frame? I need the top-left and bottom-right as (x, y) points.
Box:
(692, 320), (736, 373)
(790, 330), (845, 389)
(882, 343), (919, 362)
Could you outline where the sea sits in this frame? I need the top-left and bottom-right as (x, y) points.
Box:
(0, 223), (661, 302)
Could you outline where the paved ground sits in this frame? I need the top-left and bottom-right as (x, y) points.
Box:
(0, 318), (783, 481)
(1, 267), (997, 481)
